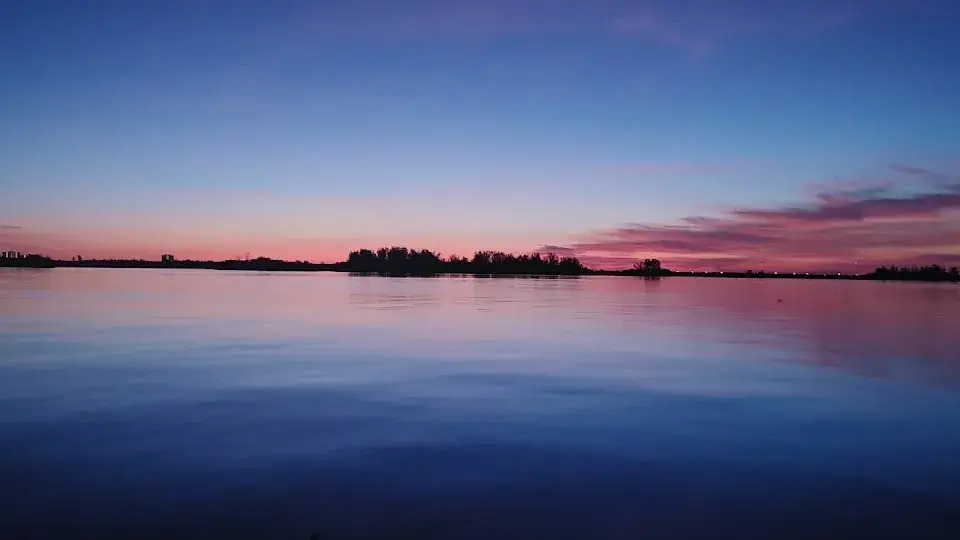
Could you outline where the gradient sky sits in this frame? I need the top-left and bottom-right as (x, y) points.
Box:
(2, 0), (959, 271)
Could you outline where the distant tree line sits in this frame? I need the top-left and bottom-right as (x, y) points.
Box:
(51, 248), (594, 276)
(869, 264), (960, 282)
(6, 249), (959, 283)
(0, 254), (55, 268)
(345, 247), (589, 275)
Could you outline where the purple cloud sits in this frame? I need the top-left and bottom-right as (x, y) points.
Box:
(732, 192), (960, 224)
(550, 163), (960, 271)
(538, 245), (577, 255)
(889, 163), (960, 189)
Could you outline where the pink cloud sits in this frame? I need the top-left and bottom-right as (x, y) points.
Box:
(550, 163), (960, 272)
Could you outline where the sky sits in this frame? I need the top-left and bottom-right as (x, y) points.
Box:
(1, 0), (959, 271)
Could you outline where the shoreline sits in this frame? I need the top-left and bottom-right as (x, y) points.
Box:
(2, 261), (957, 283)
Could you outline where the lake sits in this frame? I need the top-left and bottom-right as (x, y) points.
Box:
(2, 268), (959, 539)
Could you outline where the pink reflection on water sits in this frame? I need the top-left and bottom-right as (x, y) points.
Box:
(1, 268), (958, 384)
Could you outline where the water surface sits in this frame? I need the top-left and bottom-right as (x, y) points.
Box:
(2, 269), (959, 539)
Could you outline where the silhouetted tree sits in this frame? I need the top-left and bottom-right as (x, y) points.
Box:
(629, 258), (664, 276)
(472, 251), (492, 270)
(347, 249), (378, 272)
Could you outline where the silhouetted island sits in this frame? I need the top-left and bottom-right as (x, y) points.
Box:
(343, 247), (588, 275)
(2, 248), (957, 283)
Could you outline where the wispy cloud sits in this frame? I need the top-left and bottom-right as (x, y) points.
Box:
(613, 0), (874, 55)
(550, 163), (960, 272)
(296, 0), (578, 40)
(0, 224), (22, 230)
(613, 0), (960, 56)
(290, 0), (944, 51)
(614, 162), (740, 174)
(889, 163), (960, 188)
(731, 191), (960, 224)
(539, 244), (577, 255)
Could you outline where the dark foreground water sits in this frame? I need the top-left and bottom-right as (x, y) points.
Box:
(2, 269), (959, 539)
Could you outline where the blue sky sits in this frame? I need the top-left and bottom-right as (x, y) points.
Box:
(1, 0), (958, 268)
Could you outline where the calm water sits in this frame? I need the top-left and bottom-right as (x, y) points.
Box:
(2, 269), (959, 539)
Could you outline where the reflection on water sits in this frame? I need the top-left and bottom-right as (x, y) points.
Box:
(1, 269), (959, 539)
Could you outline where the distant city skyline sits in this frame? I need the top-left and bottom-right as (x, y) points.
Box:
(2, 0), (959, 271)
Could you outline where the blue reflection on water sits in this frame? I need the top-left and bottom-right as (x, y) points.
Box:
(1, 269), (959, 539)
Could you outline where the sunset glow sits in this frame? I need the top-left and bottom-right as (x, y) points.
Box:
(2, 1), (958, 270)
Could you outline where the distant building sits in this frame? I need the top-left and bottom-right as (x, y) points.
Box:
(3, 251), (22, 259)
(161, 254), (175, 263)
